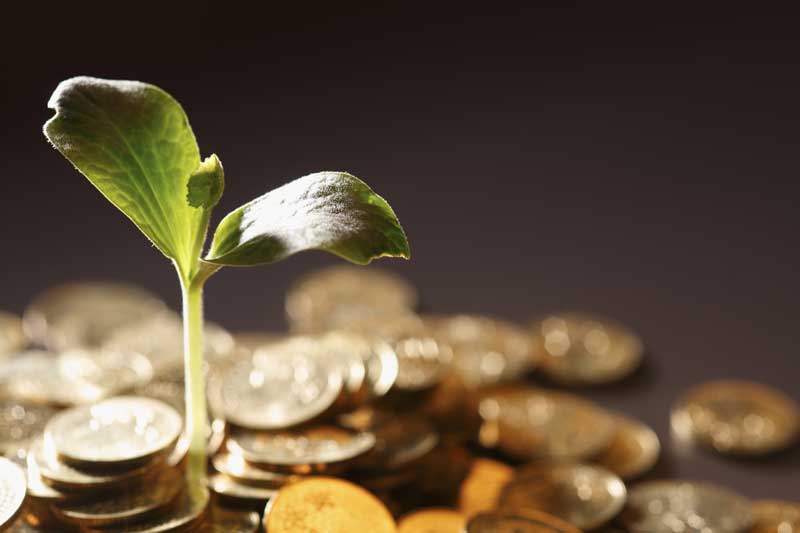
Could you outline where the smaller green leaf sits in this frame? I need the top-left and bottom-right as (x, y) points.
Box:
(187, 154), (224, 209)
(205, 171), (410, 266)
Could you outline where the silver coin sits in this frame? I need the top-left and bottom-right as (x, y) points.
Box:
(0, 311), (25, 357)
(620, 480), (753, 533)
(0, 401), (57, 458)
(212, 453), (301, 489)
(345, 412), (439, 471)
(195, 507), (261, 533)
(0, 457), (26, 529)
(23, 282), (167, 351)
(231, 332), (285, 357)
(208, 473), (277, 504)
(45, 396), (182, 468)
(220, 337), (343, 430)
(466, 511), (581, 533)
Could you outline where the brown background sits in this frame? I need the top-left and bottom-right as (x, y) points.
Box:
(2, 5), (798, 498)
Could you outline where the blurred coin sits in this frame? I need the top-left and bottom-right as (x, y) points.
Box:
(478, 387), (616, 461)
(344, 412), (438, 471)
(23, 282), (167, 351)
(671, 380), (800, 456)
(751, 500), (800, 533)
(52, 467), (182, 527)
(459, 458), (515, 520)
(465, 511), (581, 533)
(45, 396), (181, 469)
(0, 400), (56, 458)
(0, 312), (25, 357)
(532, 311), (643, 386)
(0, 457), (26, 530)
(208, 473), (277, 506)
(194, 506), (261, 533)
(286, 266), (417, 333)
(264, 477), (396, 533)
(318, 331), (392, 408)
(227, 425), (375, 475)
(620, 480), (753, 533)
(23, 450), (72, 503)
(220, 337), (343, 430)
(212, 453), (301, 488)
(231, 332), (284, 357)
(501, 463), (626, 530)
(398, 508), (466, 532)
(594, 412), (660, 480)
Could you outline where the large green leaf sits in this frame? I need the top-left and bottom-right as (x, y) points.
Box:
(44, 77), (222, 277)
(205, 172), (410, 266)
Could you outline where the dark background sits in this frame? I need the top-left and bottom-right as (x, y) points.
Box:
(2, 5), (798, 498)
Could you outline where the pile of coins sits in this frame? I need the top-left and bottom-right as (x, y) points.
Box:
(0, 268), (798, 532)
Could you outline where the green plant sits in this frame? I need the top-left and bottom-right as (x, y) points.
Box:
(43, 77), (410, 483)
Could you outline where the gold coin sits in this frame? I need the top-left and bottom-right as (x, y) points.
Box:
(458, 458), (515, 519)
(532, 311), (643, 385)
(671, 380), (800, 456)
(594, 412), (660, 480)
(751, 500), (800, 533)
(212, 453), (301, 488)
(465, 511), (581, 533)
(478, 387), (616, 461)
(398, 508), (466, 532)
(500, 463), (626, 530)
(0, 457), (26, 530)
(620, 480), (753, 533)
(264, 477), (396, 533)
(193, 506), (261, 532)
(0, 311), (25, 357)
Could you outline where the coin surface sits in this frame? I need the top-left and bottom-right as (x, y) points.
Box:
(0, 400), (57, 458)
(620, 480), (753, 533)
(208, 473), (278, 504)
(220, 337), (343, 430)
(465, 511), (581, 533)
(45, 396), (182, 469)
(0, 311), (25, 357)
(194, 506), (261, 532)
(0, 457), (26, 530)
(595, 412), (660, 480)
(212, 453), (301, 488)
(532, 311), (643, 385)
(671, 380), (800, 456)
(478, 387), (616, 461)
(501, 463), (626, 529)
(346, 412), (439, 471)
(227, 425), (375, 474)
(459, 458), (515, 519)
(264, 477), (396, 533)
(23, 282), (167, 350)
(286, 265), (418, 333)
(751, 500), (800, 533)
(398, 508), (466, 532)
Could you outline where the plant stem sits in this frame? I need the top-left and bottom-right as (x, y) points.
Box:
(181, 278), (207, 483)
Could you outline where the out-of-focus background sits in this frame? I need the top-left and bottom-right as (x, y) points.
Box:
(2, 5), (798, 497)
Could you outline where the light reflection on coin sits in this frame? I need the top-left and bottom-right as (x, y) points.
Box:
(0, 311), (25, 357)
(595, 412), (660, 480)
(751, 500), (800, 533)
(208, 473), (277, 504)
(459, 458), (515, 520)
(345, 412), (439, 471)
(212, 453), (301, 488)
(0, 401), (56, 458)
(671, 380), (800, 456)
(398, 508), (466, 532)
(620, 480), (753, 533)
(465, 511), (582, 533)
(532, 311), (643, 386)
(45, 397), (181, 469)
(0, 457), (26, 530)
(264, 477), (396, 533)
(501, 463), (626, 530)
(194, 506), (261, 533)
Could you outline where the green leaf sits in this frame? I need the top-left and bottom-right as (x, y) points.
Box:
(205, 172), (410, 266)
(43, 76), (215, 277)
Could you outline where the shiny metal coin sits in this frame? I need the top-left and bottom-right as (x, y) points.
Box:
(465, 511), (582, 533)
(264, 477), (396, 533)
(478, 387), (616, 461)
(286, 265), (418, 333)
(595, 412), (660, 480)
(620, 480), (753, 533)
(345, 412), (439, 471)
(0, 457), (26, 530)
(671, 379), (800, 456)
(318, 331), (377, 408)
(0, 312), (25, 357)
(220, 337), (343, 430)
(227, 425), (375, 474)
(23, 282), (167, 351)
(193, 506), (261, 533)
(212, 453), (301, 488)
(23, 449), (71, 503)
(45, 396), (182, 469)
(208, 473), (277, 504)
(398, 508), (466, 532)
(532, 311), (643, 385)
(751, 500), (800, 533)
(458, 458), (515, 520)
(0, 401), (57, 458)
(425, 314), (538, 388)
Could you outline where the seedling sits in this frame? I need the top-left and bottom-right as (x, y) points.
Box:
(44, 77), (410, 483)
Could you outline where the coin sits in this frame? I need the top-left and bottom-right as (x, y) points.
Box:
(398, 508), (466, 532)
(345, 412), (439, 471)
(594, 412), (660, 480)
(318, 331), (393, 408)
(0, 457), (26, 530)
(500, 463), (626, 529)
(465, 511), (581, 533)
(264, 477), (396, 533)
(23, 282), (167, 350)
(45, 396), (182, 469)
(0, 311), (25, 357)
(751, 500), (800, 533)
(212, 453), (301, 488)
(478, 387), (616, 461)
(208, 473), (277, 505)
(620, 480), (753, 533)
(193, 506), (261, 532)
(458, 458), (515, 520)
(532, 311), (643, 385)
(220, 337), (343, 430)
(52, 467), (182, 527)
(226, 425), (375, 474)
(0, 401), (57, 458)
(286, 266), (418, 333)
(671, 380), (800, 456)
